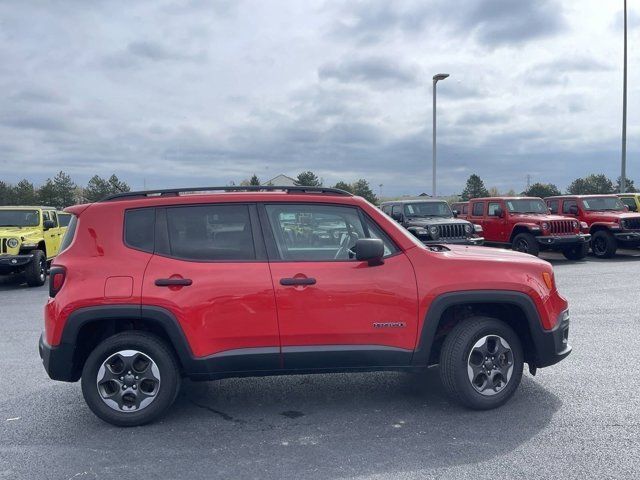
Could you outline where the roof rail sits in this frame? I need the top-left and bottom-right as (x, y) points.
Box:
(100, 185), (352, 202)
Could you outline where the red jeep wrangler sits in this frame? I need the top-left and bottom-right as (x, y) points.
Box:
(546, 195), (640, 258)
(468, 197), (591, 259)
(40, 186), (571, 426)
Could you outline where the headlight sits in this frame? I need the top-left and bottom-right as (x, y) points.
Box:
(428, 226), (439, 238)
(7, 238), (19, 248)
(464, 224), (473, 234)
(413, 227), (428, 236)
(541, 222), (549, 230)
(474, 224), (483, 233)
(572, 221), (578, 229)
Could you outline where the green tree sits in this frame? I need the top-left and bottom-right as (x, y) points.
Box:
(0, 181), (16, 205)
(84, 175), (111, 202)
(524, 182), (561, 198)
(52, 171), (77, 207)
(333, 181), (354, 193)
(567, 174), (614, 195)
(107, 174), (130, 194)
(295, 171), (322, 187)
(249, 174), (260, 186)
(615, 176), (637, 193)
(13, 179), (37, 205)
(37, 179), (58, 206)
(460, 174), (489, 200)
(352, 179), (378, 204)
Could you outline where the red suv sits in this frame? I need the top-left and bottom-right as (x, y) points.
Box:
(546, 195), (640, 258)
(468, 197), (591, 259)
(40, 186), (572, 426)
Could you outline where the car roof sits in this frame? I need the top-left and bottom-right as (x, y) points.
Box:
(470, 197), (541, 201)
(0, 205), (56, 210)
(546, 194), (619, 200)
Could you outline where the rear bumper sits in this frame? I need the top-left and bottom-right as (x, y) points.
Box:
(0, 253), (34, 273)
(39, 333), (78, 382)
(532, 310), (572, 368)
(535, 234), (590, 247)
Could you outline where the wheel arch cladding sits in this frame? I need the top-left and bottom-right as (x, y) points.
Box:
(413, 291), (541, 367)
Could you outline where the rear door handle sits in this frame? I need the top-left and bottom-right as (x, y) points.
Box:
(280, 277), (316, 286)
(155, 278), (193, 287)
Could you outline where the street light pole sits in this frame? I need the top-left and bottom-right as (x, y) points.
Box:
(621, 0), (627, 193)
(432, 73), (449, 197)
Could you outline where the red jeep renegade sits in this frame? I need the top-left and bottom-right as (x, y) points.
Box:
(40, 186), (572, 426)
(546, 195), (640, 258)
(468, 197), (591, 259)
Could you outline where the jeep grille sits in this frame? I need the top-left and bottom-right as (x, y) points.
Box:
(436, 223), (467, 239)
(624, 218), (640, 230)
(548, 220), (574, 235)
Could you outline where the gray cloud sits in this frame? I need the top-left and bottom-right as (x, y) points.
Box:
(318, 56), (419, 88)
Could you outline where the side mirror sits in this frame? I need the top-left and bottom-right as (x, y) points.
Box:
(452, 209), (459, 217)
(569, 205), (579, 215)
(623, 205), (630, 212)
(354, 238), (384, 266)
(43, 220), (56, 230)
(494, 207), (504, 218)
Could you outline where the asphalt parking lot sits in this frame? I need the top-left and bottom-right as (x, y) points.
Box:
(1, 250), (639, 480)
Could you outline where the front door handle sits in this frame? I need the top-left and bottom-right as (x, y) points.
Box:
(155, 278), (193, 287)
(280, 277), (316, 286)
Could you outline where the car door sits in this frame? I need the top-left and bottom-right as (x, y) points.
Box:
(141, 203), (280, 372)
(469, 201), (486, 238)
(484, 201), (506, 241)
(42, 210), (60, 259)
(260, 202), (419, 370)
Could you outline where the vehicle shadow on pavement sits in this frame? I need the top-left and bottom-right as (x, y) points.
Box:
(159, 368), (562, 478)
(0, 275), (29, 290)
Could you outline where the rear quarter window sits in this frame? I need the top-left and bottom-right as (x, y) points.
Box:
(58, 215), (77, 253)
(124, 209), (156, 253)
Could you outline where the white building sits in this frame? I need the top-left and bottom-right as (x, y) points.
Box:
(265, 174), (297, 186)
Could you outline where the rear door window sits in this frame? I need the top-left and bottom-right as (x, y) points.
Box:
(471, 202), (485, 217)
(165, 204), (255, 261)
(547, 200), (559, 214)
(562, 200), (578, 214)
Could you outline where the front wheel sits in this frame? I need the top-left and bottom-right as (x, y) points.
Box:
(512, 233), (540, 256)
(25, 250), (47, 287)
(562, 243), (589, 260)
(439, 317), (524, 410)
(591, 230), (617, 258)
(81, 332), (180, 427)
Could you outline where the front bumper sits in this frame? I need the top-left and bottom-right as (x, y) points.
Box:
(535, 233), (591, 247)
(422, 236), (484, 246)
(614, 231), (640, 245)
(39, 333), (78, 382)
(0, 253), (35, 273)
(532, 310), (572, 368)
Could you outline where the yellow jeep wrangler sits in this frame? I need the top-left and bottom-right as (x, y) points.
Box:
(618, 193), (640, 213)
(0, 206), (70, 287)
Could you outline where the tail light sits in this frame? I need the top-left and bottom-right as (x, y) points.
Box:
(49, 266), (66, 297)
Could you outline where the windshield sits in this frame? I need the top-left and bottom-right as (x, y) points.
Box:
(581, 197), (625, 211)
(505, 199), (548, 214)
(403, 202), (452, 218)
(0, 210), (40, 227)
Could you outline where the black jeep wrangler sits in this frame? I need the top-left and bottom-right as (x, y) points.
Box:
(380, 199), (484, 245)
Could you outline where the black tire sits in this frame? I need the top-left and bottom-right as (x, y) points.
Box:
(81, 332), (180, 427)
(512, 232), (540, 256)
(439, 317), (524, 410)
(562, 243), (589, 260)
(591, 230), (617, 258)
(25, 250), (47, 287)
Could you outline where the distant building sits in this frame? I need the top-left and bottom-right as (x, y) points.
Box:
(265, 174), (297, 186)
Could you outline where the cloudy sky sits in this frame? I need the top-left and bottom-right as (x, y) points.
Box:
(0, 0), (638, 196)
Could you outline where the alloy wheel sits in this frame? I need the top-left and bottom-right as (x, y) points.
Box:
(466, 335), (514, 396)
(96, 350), (161, 412)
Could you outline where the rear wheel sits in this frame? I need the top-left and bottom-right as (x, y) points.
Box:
(25, 250), (46, 287)
(440, 317), (524, 410)
(562, 243), (589, 260)
(591, 230), (617, 258)
(512, 233), (540, 256)
(81, 332), (180, 427)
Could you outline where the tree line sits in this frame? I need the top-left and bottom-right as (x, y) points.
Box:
(239, 171), (379, 204)
(460, 173), (637, 200)
(0, 172), (130, 208)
